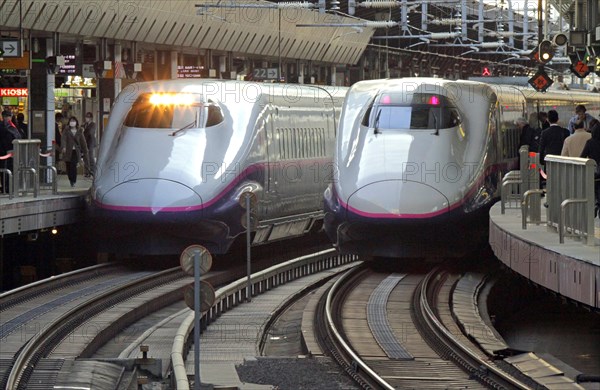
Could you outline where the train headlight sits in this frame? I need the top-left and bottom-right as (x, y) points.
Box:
(149, 93), (196, 106)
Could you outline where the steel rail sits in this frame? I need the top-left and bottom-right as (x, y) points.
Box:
(5, 267), (184, 390)
(0, 263), (117, 312)
(171, 249), (359, 389)
(416, 268), (534, 390)
(324, 265), (395, 390)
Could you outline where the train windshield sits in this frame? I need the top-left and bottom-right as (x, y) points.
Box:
(124, 93), (224, 129)
(362, 93), (461, 130)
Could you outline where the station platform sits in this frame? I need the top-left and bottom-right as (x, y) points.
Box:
(489, 202), (600, 309)
(0, 174), (92, 236)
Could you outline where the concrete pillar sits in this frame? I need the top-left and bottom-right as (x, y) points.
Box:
(171, 51), (178, 79)
(330, 65), (336, 86)
(114, 42), (122, 97)
(46, 38), (56, 166)
(219, 55), (227, 78)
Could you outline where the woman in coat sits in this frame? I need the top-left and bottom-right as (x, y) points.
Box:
(61, 116), (89, 187)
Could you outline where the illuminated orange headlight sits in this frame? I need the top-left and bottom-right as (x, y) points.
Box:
(149, 93), (196, 106)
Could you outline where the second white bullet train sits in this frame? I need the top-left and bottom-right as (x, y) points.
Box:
(323, 78), (600, 258)
(89, 79), (347, 255)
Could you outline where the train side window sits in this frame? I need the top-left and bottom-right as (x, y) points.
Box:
(292, 128), (296, 159)
(300, 128), (305, 159)
(277, 128), (283, 160)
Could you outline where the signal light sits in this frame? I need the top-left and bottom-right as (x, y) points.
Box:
(538, 40), (554, 64)
(552, 33), (568, 47)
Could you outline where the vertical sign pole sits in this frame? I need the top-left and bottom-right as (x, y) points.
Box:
(246, 194), (252, 302)
(194, 250), (201, 390)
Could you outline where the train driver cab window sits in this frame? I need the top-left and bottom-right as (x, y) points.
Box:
(199, 100), (224, 128)
(363, 93), (461, 131)
(124, 93), (224, 129)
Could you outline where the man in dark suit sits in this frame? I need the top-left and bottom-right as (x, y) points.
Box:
(539, 109), (570, 165)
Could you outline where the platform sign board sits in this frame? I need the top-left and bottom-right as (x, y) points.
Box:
(253, 68), (279, 80)
(0, 39), (21, 58)
(177, 65), (205, 78)
(0, 51), (30, 70)
(58, 54), (81, 75)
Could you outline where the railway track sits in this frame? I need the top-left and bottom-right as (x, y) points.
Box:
(2, 266), (188, 389)
(317, 261), (542, 390)
(0, 264), (155, 387)
(3, 248), (588, 389)
(1, 236), (336, 389)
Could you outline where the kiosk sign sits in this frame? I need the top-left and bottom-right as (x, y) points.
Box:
(0, 88), (28, 97)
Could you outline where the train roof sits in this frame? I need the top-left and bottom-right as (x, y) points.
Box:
(343, 78), (599, 109)
(119, 79), (348, 102)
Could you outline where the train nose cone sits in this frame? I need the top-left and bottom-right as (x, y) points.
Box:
(99, 179), (203, 213)
(346, 180), (449, 218)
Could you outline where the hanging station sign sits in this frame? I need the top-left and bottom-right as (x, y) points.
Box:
(177, 65), (205, 78)
(58, 54), (82, 75)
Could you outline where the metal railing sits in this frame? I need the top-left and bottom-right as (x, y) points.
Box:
(0, 139), (58, 199)
(544, 154), (597, 246)
(501, 146), (540, 214)
(171, 249), (358, 390)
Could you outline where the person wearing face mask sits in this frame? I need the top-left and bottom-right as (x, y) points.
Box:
(82, 112), (97, 177)
(1, 110), (22, 193)
(60, 116), (89, 188)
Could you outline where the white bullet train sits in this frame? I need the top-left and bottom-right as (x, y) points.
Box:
(323, 78), (600, 258)
(89, 79), (347, 255)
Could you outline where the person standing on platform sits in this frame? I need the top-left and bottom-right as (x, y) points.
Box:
(516, 117), (540, 153)
(580, 123), (600, 217)
(539, 109), (570, 165)
(82, 112), (97, 177)
(60, 116), (89, 188)
(568, 105), (594, 134)
(0, 110), (22, 193)
(562, 120), (591, 157)
(538, 111), (550, 131)
(15, 113), (28, 139)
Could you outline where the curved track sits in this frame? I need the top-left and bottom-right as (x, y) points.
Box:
(319, 263), (536, 389)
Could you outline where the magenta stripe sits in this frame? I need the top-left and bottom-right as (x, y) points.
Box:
(93, 160), (330, 213)
(337, 195), (458, 219)
(93, 202), (205, 212)
(336, 162), (513, 219)
(93, 164), (264, 213)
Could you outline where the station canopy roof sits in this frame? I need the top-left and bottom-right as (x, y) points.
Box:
(0, 0), (375, 65)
